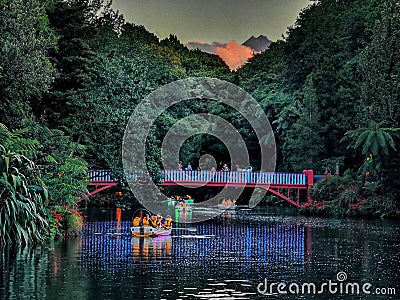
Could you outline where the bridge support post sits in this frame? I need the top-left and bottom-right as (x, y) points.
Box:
(303, 169), (314, 205)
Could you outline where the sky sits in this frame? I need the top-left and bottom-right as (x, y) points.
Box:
(111, 0), (312, 69)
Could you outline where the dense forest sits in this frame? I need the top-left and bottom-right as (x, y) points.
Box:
(1, 0), (399, 245)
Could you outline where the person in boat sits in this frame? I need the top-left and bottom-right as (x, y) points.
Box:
(150, 215), (159, 228)
(142, 214), (150, 227)
(156, 214), (164, 227)
(221, 198), (227, 206)
(182, 200), (187, 208)
(133, 216), (142, 227)
(227, 199), (233, 206)
(163, 215), (173, 229)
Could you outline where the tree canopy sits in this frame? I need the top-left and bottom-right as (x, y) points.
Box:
(1, 0), (400, 245)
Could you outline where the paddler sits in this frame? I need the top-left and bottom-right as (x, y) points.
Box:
(133, 216), (141, 227)
(156, 214), (164, 227)
(164, 215), (173, 229)
(150, 215), (158, 228)
(142, 214), (150, 227)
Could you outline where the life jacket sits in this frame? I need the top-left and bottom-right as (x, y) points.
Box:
(150, 218), (158, 228)
(156, 217), (163, 226)
(133, 217), (141, 227)
(164, 219), (172, 228)
(142, 217), (150, 226)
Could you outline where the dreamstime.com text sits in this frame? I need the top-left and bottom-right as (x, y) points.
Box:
(257, 272), (396, 296)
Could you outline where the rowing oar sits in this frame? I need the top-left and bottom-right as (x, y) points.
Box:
(171, 227), (197, 232)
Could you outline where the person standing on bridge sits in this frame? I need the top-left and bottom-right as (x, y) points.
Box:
(186, 162), (192, 171)
(178, 161), (183, 170)
(210, 166), (216, 182)
(247, 166), (253, 182)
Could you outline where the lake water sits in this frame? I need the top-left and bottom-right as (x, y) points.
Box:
(1, 207), (399, 299)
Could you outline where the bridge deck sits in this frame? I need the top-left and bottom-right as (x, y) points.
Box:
(87, 169), (314, 207)
(160, 170), (308, 188)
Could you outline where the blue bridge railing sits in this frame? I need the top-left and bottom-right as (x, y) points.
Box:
(89, 169), (310, 186)
(161, 170), (307, 186)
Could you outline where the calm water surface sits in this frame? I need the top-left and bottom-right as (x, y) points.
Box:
(1, 207), (399, 299)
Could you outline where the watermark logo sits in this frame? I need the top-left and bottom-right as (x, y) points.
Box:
(122, 77), (276, 222)
(257, 272), (396, 296)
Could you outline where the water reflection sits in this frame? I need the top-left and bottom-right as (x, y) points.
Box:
(132, 236), (172, 261)
(80, 217), (306, 275)
(0, 209), (399, 299)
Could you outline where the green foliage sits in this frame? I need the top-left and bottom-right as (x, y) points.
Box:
(1, 0), (399, 220)
(0, 122), (88, 244)
(160, 34), (231, 78)
(27, 123), (89, 206)
(359, 194), (400, 218)
(0, 124), (49, 245)
(65, 49), (178, 174)
(341, 120), (399, 189)
(358, 1), (400, 126)
(308, 168), (399, 217)
(0, 0), (56, 126)
(309, 172), (360, 216)
(50, 205), (84, 237)
(0, 124), (40, 158)
(282, 74), (327, 171)
(342, 121), (399, 157)
(43, 157), (88, 207)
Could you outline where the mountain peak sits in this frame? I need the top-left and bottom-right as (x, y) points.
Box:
(242, 35), (271, 52)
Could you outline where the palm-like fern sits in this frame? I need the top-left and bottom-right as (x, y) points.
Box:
(0, 123), (49, 245)
(0, 123), (39, 158)
(341, 121), (399, 157)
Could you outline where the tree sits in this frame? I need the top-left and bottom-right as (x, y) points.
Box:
(341, 121), (399, 178)
(278, 0), (385, 171)
(0, 0), (56, 127)
(28, 123), (88, 207)
(342, 121), (398, 158)
(358, 1), (400, 127)
(283, 74), (327, 171)
(355, 0), (400, 203)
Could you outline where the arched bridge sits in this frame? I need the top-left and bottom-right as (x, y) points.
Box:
(87, 169), (315, 208)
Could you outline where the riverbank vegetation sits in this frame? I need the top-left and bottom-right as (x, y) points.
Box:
(1, 0), (399, 244)
(238, 0), (400, 217)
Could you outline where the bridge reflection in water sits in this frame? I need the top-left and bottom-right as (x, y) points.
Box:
(80, 217), (310, 276)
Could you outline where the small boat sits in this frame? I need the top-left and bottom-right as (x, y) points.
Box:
(130, 209), (172, 237)
(168, 196), (194, 206)
(175, 204), (192, 212)
(130, 226), (171, 237)
(218, 204), (238, 210)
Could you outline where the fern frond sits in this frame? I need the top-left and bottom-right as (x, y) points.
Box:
(362, 131), (376, 155)
(353, 130), (369, 149)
